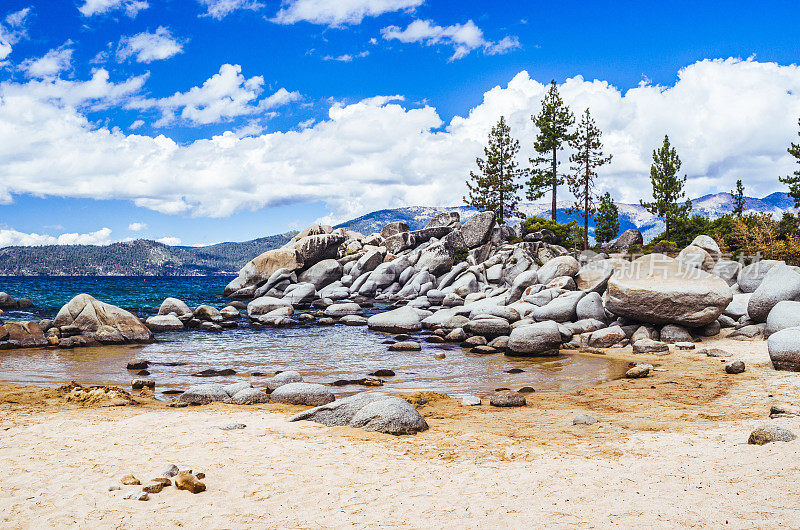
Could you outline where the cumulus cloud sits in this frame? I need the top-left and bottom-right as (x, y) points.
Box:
(0, 58), (799, 224)
(198, 0), (264, 19)
(381, 19), (520, 60)
(78, 0), (149, 17)
(272, 0), (423, 27)
(116, 27), (184, 63)
(0, 7), (31, 61)
(0, 227), (112, 247)
(127, 64), (301, 126)
(20, 43), (73, 78)
(128, 222), (147, 231)
(156, 236), (182, 245)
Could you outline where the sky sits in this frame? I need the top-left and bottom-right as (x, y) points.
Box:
(0, 0), (799, 247)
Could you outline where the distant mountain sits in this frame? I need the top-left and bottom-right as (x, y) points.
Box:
(0, 232), (296, 276)
(336, 192), (797, 244)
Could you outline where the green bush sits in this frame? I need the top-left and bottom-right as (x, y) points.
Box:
(520, 216), (582, 248)
(453, 246), (469, 265)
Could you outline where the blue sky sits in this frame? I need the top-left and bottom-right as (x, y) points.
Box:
(0, 0), (799, 246)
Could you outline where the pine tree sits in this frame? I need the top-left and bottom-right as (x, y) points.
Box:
(566, 108), (613, 249)
(594, 192), (619, 245)
(464, 116), (525, 224)
(527, 80), (576, 220)
(640, 135), (692, 242)
(780, 118), (800, 208)
(731, 179), (746, 217)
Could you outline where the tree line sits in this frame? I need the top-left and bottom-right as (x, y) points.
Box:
(464, 81), (800, 250)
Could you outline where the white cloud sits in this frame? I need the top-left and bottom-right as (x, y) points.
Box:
(116, 27), (184, 64)
(128, 222), (147, 231)
(0, 227), (112, 247)
(127, 64), (301, 126)
(0, 58), (799, 224)
(20, 44), (73, 78)
(198, 0), (264, 19)
(156, 236), (182, 245)
(322, 51), (369, 62)
(0, 7), (31, 61)
(272, 0), (423, 27)
(130, 119), (145, 129)
(78, 0), (149, 17)
(381, 19), (520, 60)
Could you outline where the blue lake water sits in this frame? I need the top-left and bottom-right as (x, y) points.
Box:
(0, 276), (627, 398)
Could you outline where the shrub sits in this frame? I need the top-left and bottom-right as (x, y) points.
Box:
(520, 216), (582, 249)
(453, 246), (469, 265)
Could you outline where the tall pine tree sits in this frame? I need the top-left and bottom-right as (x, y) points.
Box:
(594, 192), (619, 245)
(464, 116), (525, 224)
(566, 108), (612, 250)
(640, 135), (692, 242)
(527, 80), (575, 220)
(731, 179), (746, 217)
(780, 118), (800, 208)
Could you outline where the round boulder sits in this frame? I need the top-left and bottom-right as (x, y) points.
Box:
(269, 382), (335, 406)
(507, 320), (561, 356)
(367, 307), (422, 334)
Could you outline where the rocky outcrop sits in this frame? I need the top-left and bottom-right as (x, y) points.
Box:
(747, 265), (800, 323)
(53, 294), (153, 344)
(608, 229), (643, 252)
(224, 248), (304, 297)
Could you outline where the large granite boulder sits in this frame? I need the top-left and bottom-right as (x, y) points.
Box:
(367, 307), (422, 333)
(158, 297), (192, 317)
(768, 327), (800, 371)
(145, 314), (184, 332)
(713, 259), (742, 286)
(608, 229), (643, 252)
(766, 301), (800, 337)
(179, 384), (231, 405)
(415, 240), (454, 276)
(224, 248), (304, 297)
(247, 296), (293, 317)
(53, 294), (153, 344)
(270, 382), (335, 406)
(289, 392), (428, 435)
(380, 221), (410, 239)
(298, 259), (342, 289)
(690, 235), (721, 261)
(266, 370), (303, 392)
(738, 260), (782, 293)
(425, 211), (460, 229)
(507, 320), (561, 356)
(0, 321), (48, 348)
(537, 255), (579, 285)
(291, 233), (348, 265)
(676, 245), (715, 272)
(747, 265), (800, 323)
(462, 211), (496, 248)
(604, 254), (733, 326)
(575, 259), (617, 293)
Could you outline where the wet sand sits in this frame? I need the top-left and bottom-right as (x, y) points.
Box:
(1, 331), (800, 528)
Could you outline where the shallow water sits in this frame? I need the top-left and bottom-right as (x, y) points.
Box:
(0, 276), (628, 398)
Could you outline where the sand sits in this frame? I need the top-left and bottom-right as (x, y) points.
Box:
(1, 332), (800, 528)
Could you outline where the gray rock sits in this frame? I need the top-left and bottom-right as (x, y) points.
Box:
(575, 292), (606, 321)
(660, 324), (693, 344)
(367, 307), (422, 333)
(748, 425), (797, 445)
(608, 229), (643, 251)
(194, 305), (223, 322)
(380, 221), (410, 240)
(384, 232), (416, 254)
(223, 382), (252, 397)
(466, 318), (511, 338)
(675, 341), (695, 350)
(461, 211), (496, 248)
(713, 259), (742, 286)
(158, 297), (192, 317)
(282, 282), (317, 307)
(738, 260), (781, 293)
(573, 414), (598, 425)
(729, 323), (765, 340)
(340, 315), (367, 326)
(298, 259), (342, 289)
(530, 291), (584, 323)
(161, 464), (179, 478)
(537, 255), (580, 285)
(766, 301), (800, 337)
(230, 387), (270, 405)
(179, 384), (231, 405)
(725, 360), (745, 374)
(702, 348), (731, 357)
(770, 402), (800, 418)
(324, 303), (362, 317)
(145, 314), (184, 332)
(425, 211), (460, 229)
(587, 326), (626, 348)
(266, 370), (304, 392)
(632, 339), (670, 354)
(461, 395), (481, 406)
(625, 365), (650, 378)
(388, 341), (421, 351)
(575, 259), (616, 293)
(676, 245), (715, 272)
(489, 390), (526, 407)
(131, 378), (155, 390)
(768, 326), (800, 371)
(605, 254), (733, 326)
(507, 269), (539, 303)
(747, 265), (800, 322)
(269, 382), (335, 406)
(52, 293), (153, 344)
(218, 423), (247, 431)
(415, 241), (455, 276)
(690, 235), (721, 261)
(507, 320), (561, 356)
(247, 296), (293, 317)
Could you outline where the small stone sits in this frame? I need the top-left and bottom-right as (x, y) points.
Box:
(702, 348), (731, 358)
(675, 341), (695, 350)
(108, 485), (120, 491)
(137, 370), (150, 376)
(126, 358), (149, 370)
(463, 336), (487, 347)
(770, 402), (800, 418)
(425, 335), (445, 344)
(518, 386), (535, 394)
(120, 474), (140, 485)
(388, 341), (421, 351)
(196, 472), (205, 480)
(625, 365), (650, 378)
(573, 414), (598, 425)
(725, 360), (746, 374)
(175, 473), (206, 494)
(217, 423), (246, 431)
(505, 368), (524, 374)
(151, 477), (171, 486)
(489, 390), (526, 407)
(632, 339), (670, 355)
(142, 482), (164, 494)
(124, 490), (149, 501)
(433, 352), (446, 360)
(461, 395), (481, 406)
(471, 345), (497, 354)
(369, 369), (395, 377)
(131, 378), (155, 390)
(748, 425), (797, 445)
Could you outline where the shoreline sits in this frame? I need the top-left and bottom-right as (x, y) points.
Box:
(2, 332), (799, 527)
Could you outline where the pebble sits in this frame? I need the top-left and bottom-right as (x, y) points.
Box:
(505, 368), (525, 374)
(142, 482), (165, 494)
(151, 477), (172, 486)
(725, 361), (746, 374)
(748, 425), (797, 445)
(124, 490), (149, 501)
(625, 365), (650, 378)
(573, 414), (598, 425)
(433, 352), (446, 360)
(196, 472), (205, 480)
(108, 485), (120, 491)
(369, 369), (395, 377)
(518, 386), (535, 394)
(461, 395), (481, 406)
(702, 348), (731, 358)
(388, 341), (421, 351)
(217, 423), (246, 431)
(175, 473), (206, 494)
(120, 474), (140, 485)
(675, 342), (695, 350)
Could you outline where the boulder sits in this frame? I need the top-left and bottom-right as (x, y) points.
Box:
(466, 318), (511, 338)
(247, 297), (293, 317)
(725, 360), (746, 374)
(575, 292), (606, 321)
(193, 305), (222, 322)
(425, 211), (460, 229)
(230, 387), (270, 405)
(713, 259), (742, 286)
(690, 235), (721, 261)
(632, 339), (670, 354)
(291, 233), (348, 265)
(737, 260), (781, 293)
(266, 370), (303, 392)
(324, 303), (362, 317)
(461, 211), (496, 248)
(537, 255), (580, 285)
(766, 301), (800, 337)
(660, 324), (693, 343)
(52, 294), (153, 344)
(158, 297), (192, 317)
(415, 241), (454, 276)
(224, 248), (304, 297)
(367, 307), (422, 333)
(587, 326), (625, 348)
(0, 322), (48, 347)
(748, 425), (797, 445)
(768, 327), (800, 371)
(575, 259), (616, 293)
(384, 232), (416, 254)
(747, 265), (800, 323)
(282, 283), (317, 307)
(490, 390), (526, 407)
(608, 229), (643, 252)
(289, 392), (428, 435)
(0, 292), (17, 308)
(178, 384), (231, 405)
(507, 320), (561, 356)
(605, 254), (733, 326)
(625, 365), (650, 378)
(269, 382), (335, 406)
(145, 314), (184, 332)
(530, 291), (584, 322)
(380, 221), (410, 239)
(676, 245), (715, 272)
(298, 259), (342, 289)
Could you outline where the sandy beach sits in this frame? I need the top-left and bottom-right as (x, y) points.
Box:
(1, 333), (799, 528)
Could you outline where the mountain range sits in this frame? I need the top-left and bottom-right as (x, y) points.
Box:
(0, 192), (794, 276)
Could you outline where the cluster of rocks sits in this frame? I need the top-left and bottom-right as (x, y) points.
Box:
(114, 464), (205, 501)
(145, 297), (243, 333)
(0, 292), (34, 310)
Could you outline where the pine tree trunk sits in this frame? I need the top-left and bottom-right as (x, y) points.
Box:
(584, 175), (589, 250)
(551, 147), (557, 221)
(666, 217), (670, 242)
